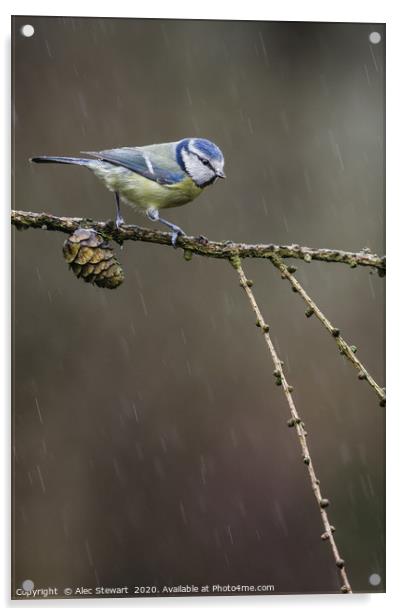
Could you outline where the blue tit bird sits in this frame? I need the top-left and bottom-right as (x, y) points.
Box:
(30, 138), (226, 245)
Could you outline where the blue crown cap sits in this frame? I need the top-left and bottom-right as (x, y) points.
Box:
(192, 138), (224, 162)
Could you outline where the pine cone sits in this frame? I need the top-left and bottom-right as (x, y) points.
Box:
(63, 228), (124, 289)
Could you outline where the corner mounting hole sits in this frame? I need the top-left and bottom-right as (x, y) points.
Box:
(22, 579), (34, 591)
(21, 24), (35, 38)
(369, 32), (381, 45)
(369, 573), (381, 586)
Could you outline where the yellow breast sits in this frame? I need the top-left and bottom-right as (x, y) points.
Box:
(92, 165), (203, 211)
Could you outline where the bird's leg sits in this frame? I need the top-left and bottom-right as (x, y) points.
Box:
(159, 216), (185, 247)
(146, 208), (184, 247)
(114, 192), (125, 228)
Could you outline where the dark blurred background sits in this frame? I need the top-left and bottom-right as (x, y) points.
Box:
(12, 17), (385, 597)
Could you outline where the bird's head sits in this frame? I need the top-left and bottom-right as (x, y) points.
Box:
(176, 138), (225, 188)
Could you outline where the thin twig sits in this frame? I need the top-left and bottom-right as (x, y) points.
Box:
(269, 255), (385, 405)
(11, 210), (386, 273)
(231, 256), (352, 594)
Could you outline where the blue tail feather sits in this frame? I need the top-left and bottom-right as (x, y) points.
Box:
(30, 156), (92, 165)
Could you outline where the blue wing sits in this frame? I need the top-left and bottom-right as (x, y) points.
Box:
(83, 145), (185, 186)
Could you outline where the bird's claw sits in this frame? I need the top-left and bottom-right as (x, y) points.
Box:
(108, 217), (125, 246)
(115, 215), (125, 229)
(171, 228), (184, 247)
(195, 234), (209, 245)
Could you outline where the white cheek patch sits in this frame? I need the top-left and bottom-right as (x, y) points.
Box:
(182, 150), (215, 186)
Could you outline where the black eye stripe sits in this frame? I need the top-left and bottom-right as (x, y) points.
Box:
(196, 154), (214, 171)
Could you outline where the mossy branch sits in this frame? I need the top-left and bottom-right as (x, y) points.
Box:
(269, 255), (385, 405)
(11, 210), (385, 273)
(231, 257), (352, 594)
